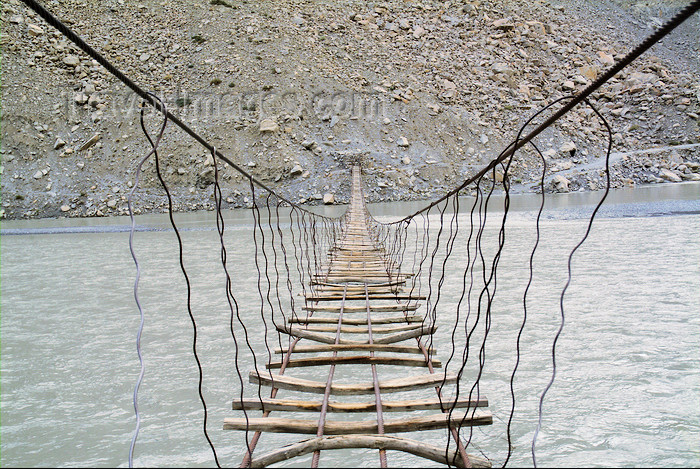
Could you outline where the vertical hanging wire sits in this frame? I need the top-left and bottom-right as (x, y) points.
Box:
(210, 146), (253, 456)
(127, 97), (168, 468)
(265, 194), (285, 357)
(249, 179), (275, 400)
(134, 95), (221, 467)
(441, 184), (481, 464)
(532, 99), (613, 467)
(502, 97), (568, 467)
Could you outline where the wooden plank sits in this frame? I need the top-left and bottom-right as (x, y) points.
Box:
(324, 258), (388, 263)
(314, 282), (402, 288)
(288, 314), (422, 325)
(276, 325), (360, 344)
(310, 280), (406, 287)
(265, 355), (441, 369)
(302, 304), (418, 313)
(373, 325), (437, 344)
(274, 344), (434, 354)
(305, 294), (427, 301)
(312, 269), (415, 276)
(232, 396), (486, 412)
(224, 409), (491, 433)
(314, 285), (401, 292)
(248, 435), (491, 468)
(278, 324), (434, 344)
(325, 262), (391, 267)
(292, 324), (424, 334)
(318, 272), (400, 278)
(316, 279), (412, 285)
(249, 370), (457, 395)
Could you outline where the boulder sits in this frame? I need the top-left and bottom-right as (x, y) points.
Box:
(259, 118), (279, 132)
(290, 164), (303, 176)
(658, 168), (681, 182)
(63, 55), (80, 67)
(552, 174), (570, 192)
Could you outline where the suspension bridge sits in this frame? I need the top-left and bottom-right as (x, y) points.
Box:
(13, 0), (700, 467)
(223, 166), (491, 467)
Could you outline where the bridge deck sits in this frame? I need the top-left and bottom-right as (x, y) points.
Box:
(226, 166), (492, 468)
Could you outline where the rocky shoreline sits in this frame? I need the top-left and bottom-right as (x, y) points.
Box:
(1, 0), (698, 220)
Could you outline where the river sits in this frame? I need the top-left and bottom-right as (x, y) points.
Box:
(1, 183), (699, 468)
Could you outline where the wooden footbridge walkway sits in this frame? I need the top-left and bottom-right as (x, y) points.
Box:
(224, 166), (492, 468)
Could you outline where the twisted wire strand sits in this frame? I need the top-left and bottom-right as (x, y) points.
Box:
(430, 195), (460, 371)
(211, 147), (253, 456)
(127, 96), (168, 468)
(502, 96), (573, 467)
(275, 202), (298, 334)
(446, 175), (486, 459)
(504, 140), (546, 468)
(455, 164), (504, 452)
(441, 186), (480, 400)
(265, 195), (285, 357)
(532, 100), (613, 467)
(441, 187), (480, 465)
(137, 98), (221, 467)
(249, 180), (275, 401)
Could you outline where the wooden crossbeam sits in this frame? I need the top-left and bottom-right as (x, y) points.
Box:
(249, 370), (457, 395)
(372, 325), (436, 344)
(277, 324), (435, 344)
(247, 435), (491, 468)
(302, 304), (419, 313)
(265, 355), (441, 369)
(305, 293), (427, 301)
(224, 409), (492, 433)
(310, 280), (407, 287)
(288, 323), (424, 334)
(274, 344), (435, 354)
(232, 396), (488, 412)
(276, 324), (360, 344)
(287, 314), (422, 325)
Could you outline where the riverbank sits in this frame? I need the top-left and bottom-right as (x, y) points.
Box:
(1, 0), (698, 219)
(2, 180), (698, 235)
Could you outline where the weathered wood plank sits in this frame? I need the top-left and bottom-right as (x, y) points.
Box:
(287, 314), (422, 325)
(314, 276), (414, 282)
(265, 355), (440, 369)
(276, 325), (360, 344)
(310, 280), (406, 287)
(249, 370), (457, 394)
(302, 304), (418, 313)
(305, 294), (427, 302)
(232, 396), (487, 412)
(313, 283), (402, 290)
(314, 285), (401, 295)
(373, 325), (437, 344)
(224, 409), (491, 433)
(274, 344), (435, 354)
(247, 435), (491, 468)
(291, 324), (424, 334)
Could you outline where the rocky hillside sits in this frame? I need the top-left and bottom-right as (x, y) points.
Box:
(1, 0), (698, 219)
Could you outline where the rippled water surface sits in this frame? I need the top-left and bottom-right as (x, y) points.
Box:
(2, 184), (699, 467)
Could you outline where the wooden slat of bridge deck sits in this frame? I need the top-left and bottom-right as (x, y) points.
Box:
(227, 165), (491, 468)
